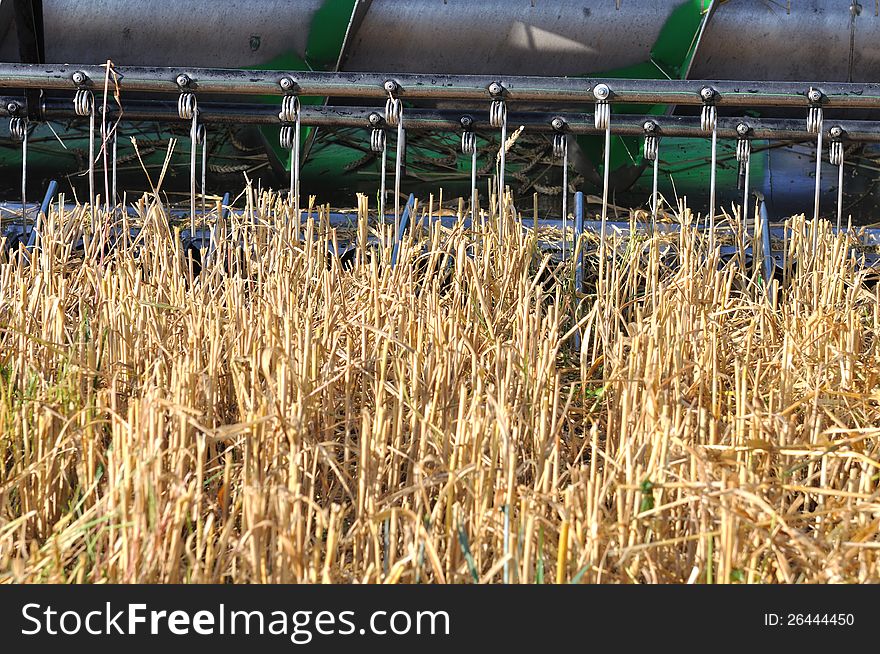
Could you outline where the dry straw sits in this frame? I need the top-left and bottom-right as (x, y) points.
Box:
(0, 189), (878, 584)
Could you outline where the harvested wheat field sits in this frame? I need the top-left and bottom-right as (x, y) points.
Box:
(1, 192), (879, 584)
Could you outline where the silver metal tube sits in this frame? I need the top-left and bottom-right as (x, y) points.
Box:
(9, 64), (880, 109)
(25, 98), (880, 143)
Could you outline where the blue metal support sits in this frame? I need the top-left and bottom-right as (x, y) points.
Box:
(760, 200), (774, 284)
(25, 179), (57, 250)
(391, 193), (415, 268)
(574, 191), (584, 292)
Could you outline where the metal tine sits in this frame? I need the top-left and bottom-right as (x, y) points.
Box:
(700, 87), (718, 251)
(369, 112), (386, 225)
(460, 119), (478, 229)
(552, 118), (568, 257)
(189, 114), (198, 233)
(594, 83), (611, 277)
(280, 93), (302, 227)
(8, 117), (28, 220)
(489, 86), (507, 241)
(88, 106), (95, 217)
(111, 124), (117, 212)
(384, 81), (404, 240)
(643, 120), (659, 233)
(829, 126), (845, 231)
(735, 123), (751, 231)
(395, 117), (404, 238)
(293, 103), (301, 226)
(73, 88), (96, 219)
(177, 88), (199, 235)
(199, 124), (207, 219)
(807, 88), (824, 250)
(709, 122), (717, 248)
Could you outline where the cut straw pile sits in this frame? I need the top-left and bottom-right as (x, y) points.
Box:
(1, 191), (879, 583)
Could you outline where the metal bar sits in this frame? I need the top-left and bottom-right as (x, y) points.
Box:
(6, 64), (880, 108)
(12, 98), (880, 143)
